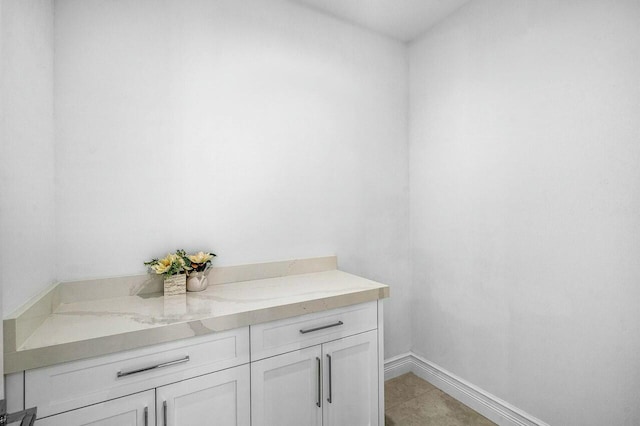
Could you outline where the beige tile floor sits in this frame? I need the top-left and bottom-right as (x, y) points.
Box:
(385, 373), (497, 426)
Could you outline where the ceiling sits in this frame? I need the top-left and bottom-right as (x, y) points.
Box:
(289, 0), (472, 42)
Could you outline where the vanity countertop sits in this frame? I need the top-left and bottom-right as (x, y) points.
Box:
(3, 256), (389, 373)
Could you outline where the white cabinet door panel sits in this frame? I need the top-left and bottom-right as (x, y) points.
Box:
(157, 364), (250, 426)
(251, 346), (322, 426)
(35, 390), (155, 426)
(322, 330), (378, 426)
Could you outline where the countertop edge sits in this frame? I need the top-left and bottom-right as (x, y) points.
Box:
(4, 285), (389, 373)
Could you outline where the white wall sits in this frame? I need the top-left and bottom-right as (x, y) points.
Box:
(0, 0), (56, 315)
(409, 1), (640, 425)
(53, 0), (411, 357)
(4, 0), (639, 421)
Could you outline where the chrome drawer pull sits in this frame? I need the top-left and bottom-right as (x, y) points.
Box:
(327, 354), (333, 403)
(316, 357), (322, 408)
(299, 321), (344, 334)
(116, 356), (190, 378)
(163, 401), (167, 426)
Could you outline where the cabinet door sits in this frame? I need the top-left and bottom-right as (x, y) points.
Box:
(156, 364), (250, 426)
(251, 346), (323, 426)
(35, 390), (154, 426)
(322, 330), (378, 426)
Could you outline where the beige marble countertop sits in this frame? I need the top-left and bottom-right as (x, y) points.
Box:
(3, 257), (389, 373)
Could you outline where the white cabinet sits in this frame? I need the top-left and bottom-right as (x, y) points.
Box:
(36, 365), (250, 426)
(251, 302), (379, 426)
(251, 346), (323, 426)
(322, 331), (378, 426)
(250, 302), (378, 361)
(157, 364), (250, 426)
(28, 328), (250, 425)
(19, 301), (383, 426)
(35, 390), (155, 426)
(27, 328), (249, 419)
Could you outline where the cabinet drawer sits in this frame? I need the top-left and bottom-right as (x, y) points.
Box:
(26, 327), (249, 418)
(250, 302), (377, 361)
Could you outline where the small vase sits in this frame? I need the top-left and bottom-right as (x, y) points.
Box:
(187, 271), (209, 292)
(164, 274), (186, 296)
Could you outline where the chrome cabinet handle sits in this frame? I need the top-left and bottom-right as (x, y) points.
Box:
(327, 354), (333, 403)
(163, 401), (167, 426)
(144, 407), (148, 426)
(299, 321), (344, 334)
(316, 357), (322, 408)
(116, 356), (190, 378)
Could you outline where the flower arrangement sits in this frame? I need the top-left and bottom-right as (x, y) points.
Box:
(144, 250), (216, 276)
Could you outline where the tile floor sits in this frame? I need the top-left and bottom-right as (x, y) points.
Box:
(385, 373), (497, 426)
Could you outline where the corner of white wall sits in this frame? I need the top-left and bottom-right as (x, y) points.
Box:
(1, 0), (56, 315)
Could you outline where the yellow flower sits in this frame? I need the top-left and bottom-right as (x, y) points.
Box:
(151, 263), (169, 274)
(151, 254), (172, 274)
(188, 252), (213, 264)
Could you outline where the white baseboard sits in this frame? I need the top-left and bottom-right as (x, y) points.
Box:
(383, 352), (414, 380)
(384, 353), (550, 426)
